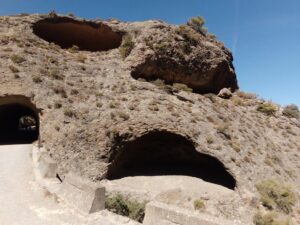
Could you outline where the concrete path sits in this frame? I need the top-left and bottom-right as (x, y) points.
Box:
(0, 145), (140, 225)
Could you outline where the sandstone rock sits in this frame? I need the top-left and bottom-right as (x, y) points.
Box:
(217, 88), (232, 99)
(129, 24), (238, 94)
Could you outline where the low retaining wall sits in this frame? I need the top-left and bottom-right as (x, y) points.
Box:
(143, 201), (241, 225)
(57, 173), (105, 214)
(32, 145), (105, 214)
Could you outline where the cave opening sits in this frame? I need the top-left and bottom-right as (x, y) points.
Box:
(107, 131), (236, 190)
(32, 17), (122, 52)
(0, 97), (39, 145)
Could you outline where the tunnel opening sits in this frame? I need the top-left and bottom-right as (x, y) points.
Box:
(107, 131), (236, 190)
(32, 17), (123, 52)
(0, 96), (39, 145)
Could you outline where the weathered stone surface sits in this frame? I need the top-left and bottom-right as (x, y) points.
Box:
(33, 146), (58, 179)
(57, 173), (105, 214)
(128, 23), (238, 94)
(143, 201), (242, 225)
(217, 88), (232, 99)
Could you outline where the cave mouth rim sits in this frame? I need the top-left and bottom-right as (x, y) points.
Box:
(32, 16), (123, 52)
(107, 130), (237, 190)
(0, 96), (40, 145)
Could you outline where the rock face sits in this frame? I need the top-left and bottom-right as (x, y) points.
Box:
(128, 22), (238, 93)
(0, 13), (299, 225)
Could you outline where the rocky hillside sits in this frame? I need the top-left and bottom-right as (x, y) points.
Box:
(0, 13), (299, 224)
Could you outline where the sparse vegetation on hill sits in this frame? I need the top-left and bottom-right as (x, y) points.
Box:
(105, 194), (146, 222)
(282, 104), (300, 119)
(119, 35), (134, 59)
(253, 212), (292, 225)
(256, 179), (295, 214)
(257, 102), (277, 116)
(187, 16), (208, 36)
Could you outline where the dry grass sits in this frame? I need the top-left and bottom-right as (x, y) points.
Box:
(194, 199), (205, 211)
(105, 194), (146, 222)
(119, 35), (134, 59)
(257, 103), (277, 116)
(256, 179), (295, 214)
(253, 212), (292, 225)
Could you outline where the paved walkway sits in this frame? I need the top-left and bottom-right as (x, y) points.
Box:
(0, 144), (139, 225)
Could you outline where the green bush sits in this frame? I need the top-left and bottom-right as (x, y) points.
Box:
(64, 108), (76, 117)
(194, 199), (205, 210)
(187, 16), (208, 35)
(176, 25), (200, 46)
(253, 212), (292, 225)
(119, 35), (135, 59)
(105, 194), (146, 222)
(282, 104), (300, 119)
(10, 54), (26, 64)
(256, 179), (295, 214)
(257, 103), (277, 116)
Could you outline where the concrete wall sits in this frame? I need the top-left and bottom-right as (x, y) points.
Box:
(57, 173), (105, 214)
(143, 201), (242, 225)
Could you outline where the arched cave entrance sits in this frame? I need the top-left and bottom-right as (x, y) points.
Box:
(0, 96), (39, 144)
(107, 131), (236, 190)
(32, 17), (122, 52)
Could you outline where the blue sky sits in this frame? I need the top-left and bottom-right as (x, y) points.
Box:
(1, 0), (299, 106)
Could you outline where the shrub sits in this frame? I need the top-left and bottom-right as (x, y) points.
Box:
(9, 65), (19, 73)
(54, 102), (62, 109)
(257, 103), (277, 116)
(282, 104), (299, 119)
(116, 111), (130, 121)
(237, 91), (257, 99)
(10, 54), (26, 64)
(187, 16), (208, 36)
(256, 179), (295, 214)
(52, 87), (67, 98)
(50, 68), (64, 80)
(32, 76), (42, 83)
(68, 45), (79, 53)
(119, 35), (134, 59)
(172, 83), (193, 93)
(206, 136), (214, 144)
(253, 212), (292, 225)
(176, 25), (200, 46)
(194, 199), (205, 210)
(64, 108), (76, 117)
(105, 194), (146, 222)
(70, 89), (79, 95)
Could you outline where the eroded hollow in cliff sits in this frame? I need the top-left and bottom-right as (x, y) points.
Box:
(131, 59), (238, 94)
(0, 96), (39, 144)
(107, 131), (236, 190)
(32, 17), (122, 51)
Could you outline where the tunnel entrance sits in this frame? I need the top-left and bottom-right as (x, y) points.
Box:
(107, 131), (236, 190)
(0, 96), (39, 144)
(32, 17), (122, 52)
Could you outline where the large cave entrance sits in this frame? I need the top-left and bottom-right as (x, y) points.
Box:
(107, 131), (236, 190)
(32, 16), (122, 52)
(0, 96), (39, 144)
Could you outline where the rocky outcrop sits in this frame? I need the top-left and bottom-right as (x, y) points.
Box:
(128, 22), (238, 93)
